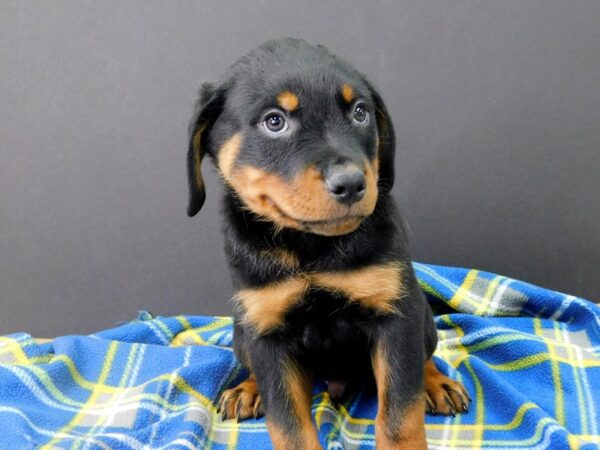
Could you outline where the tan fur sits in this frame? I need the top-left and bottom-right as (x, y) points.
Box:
(312, 262), (404, 314)
(277, 91), (300, 112)
(265, 361), (322, 450)
(388, 400), (427, 449)
(228, 163), (378, 236)
(260, 248), (301, 270)
(373, 344), (427, 449)
(267, 422), (322, 450)
(191, 125), (207, 191)
(372, 342), (390, 426)
(424, 358), (470, 415)
(285, 361), (321, 448)
(236, 276), (310, 334)
(216, 133), (243, 180)
(219, 375), (262, 420)
(371, 156), (380, 178)
(341, 84), (355, 103)
(267, 424), (290, 450)
(236, 262), (403, 334)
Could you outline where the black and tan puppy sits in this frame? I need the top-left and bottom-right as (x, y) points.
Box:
(187, 38), (469, 449)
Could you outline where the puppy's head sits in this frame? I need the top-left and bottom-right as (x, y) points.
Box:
(187, 38), (395, 236)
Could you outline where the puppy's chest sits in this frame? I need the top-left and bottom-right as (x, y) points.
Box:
(234, 260), (405, 336)
(291, 294), (375, 379)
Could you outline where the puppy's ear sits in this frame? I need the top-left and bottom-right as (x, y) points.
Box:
(367, 83), (396, 193)
(187, 82), (226, 217)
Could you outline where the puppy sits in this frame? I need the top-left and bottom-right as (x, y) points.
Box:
(187, 38), (469, 449)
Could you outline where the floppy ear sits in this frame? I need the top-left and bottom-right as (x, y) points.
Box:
(368, 84), (396, 193)
(187, 83), (226, 217)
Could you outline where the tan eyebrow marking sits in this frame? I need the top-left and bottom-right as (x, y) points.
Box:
(342, 84), (355, 103)
(277, 91), (299, 112)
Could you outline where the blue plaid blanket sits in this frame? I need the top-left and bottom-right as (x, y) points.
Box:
(1, 263), (599, 449)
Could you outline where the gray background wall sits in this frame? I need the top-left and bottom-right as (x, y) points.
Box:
(1, 1), (599, 337)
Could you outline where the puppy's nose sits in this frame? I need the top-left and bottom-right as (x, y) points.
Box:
(325, 164), (366, 206)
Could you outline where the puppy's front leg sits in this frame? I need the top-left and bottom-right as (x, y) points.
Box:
(372, 319), (428, 450)
(249, 338), (322, 450)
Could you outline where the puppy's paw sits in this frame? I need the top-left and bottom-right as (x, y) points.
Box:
(218, 377), (264, 421)
(424, 362), (471, 416)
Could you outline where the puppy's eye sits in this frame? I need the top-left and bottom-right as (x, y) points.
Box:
(352, 103), (369, 124)
(262, 112), (288, 134)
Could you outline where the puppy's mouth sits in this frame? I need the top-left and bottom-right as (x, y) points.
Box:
(222, 163), (378, 237)
(264, 196), (367, 236)
(265, 196), (366, 225)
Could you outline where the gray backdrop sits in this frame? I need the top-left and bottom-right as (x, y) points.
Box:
(1, 1), (599, 337)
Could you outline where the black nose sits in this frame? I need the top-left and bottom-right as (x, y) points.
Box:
(325, 165), (366, 206)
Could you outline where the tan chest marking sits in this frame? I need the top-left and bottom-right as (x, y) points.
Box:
(236, 276), (310, 334)
(311, 261), (405, 314)
(236, 262), (404, 334)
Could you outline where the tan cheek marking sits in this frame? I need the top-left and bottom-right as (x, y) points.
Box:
(230, 165), (341, 227)
(277, 91), (299, 112)
(217, 133), (243, 181)
(370, 156), (380, 179)
(229, 163), (377, 235)
(362, 157), (379, 212)
(311, 262), (404, 314)
(235, 276), (310, 334)
(342, 84), (354, 103)
(286, 166), (370, 236)
(228, 165), (303, 230)
(288, 166), (336, 214)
